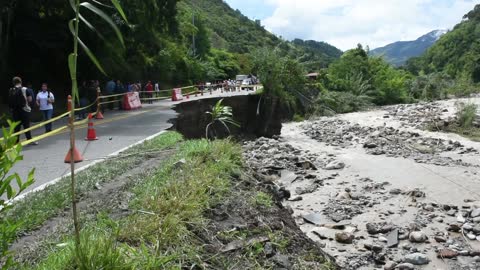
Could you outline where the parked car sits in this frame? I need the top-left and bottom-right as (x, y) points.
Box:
(236, 75), (252, 86)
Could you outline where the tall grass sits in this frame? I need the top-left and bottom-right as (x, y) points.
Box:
(23, 138), (243, 269)
(457, 103), (478, 128)
(3, 132), (183, 236)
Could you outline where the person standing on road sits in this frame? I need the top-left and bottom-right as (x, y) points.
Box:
(36, 83), (55, 133)
(8, 77), (37, 145)
(154, 81), (160, 98)
(145, 81), (153, 104)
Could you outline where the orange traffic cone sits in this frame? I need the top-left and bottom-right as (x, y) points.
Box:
(64, 146), (84, 163)
(85, 113), (98, 141)
(96, 111), (104, 119)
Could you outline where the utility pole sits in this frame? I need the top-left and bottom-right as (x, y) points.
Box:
(192, 13), (196, 57)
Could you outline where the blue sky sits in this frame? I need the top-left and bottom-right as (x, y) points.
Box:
(225, 0), (274, 20)
(225, 0), (478, 50)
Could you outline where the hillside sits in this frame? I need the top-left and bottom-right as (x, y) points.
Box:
(180, 0), (342, 69)
(0, 0), (342, 103)
(370, 30), (446, 66)
(406, 4), (480, 82)
(180, 0), (279, 53)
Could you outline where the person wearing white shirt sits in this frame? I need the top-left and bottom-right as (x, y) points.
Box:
(36, 83), (55, 133)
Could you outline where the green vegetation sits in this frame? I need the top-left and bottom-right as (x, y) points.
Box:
(205, 99), (240, 139)
(9, 132), (334, 269)
(0, 120), (35, 269)
(252, 47), (308, 112)
(0, 0), (342, 101)
(2, 132), (182, 236)
(457, 103), (478, 129)
(429, 103), (480, 141)
(21, 137), (243, 269)
(407, 4), (480, 83)
(306, 4), (480, 118)
(251, 191), (274, 208)
(310, 44), (413, 115)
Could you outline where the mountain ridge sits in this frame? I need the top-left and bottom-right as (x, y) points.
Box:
(370, 30), (447, 66)
(180, 0), (343, 70)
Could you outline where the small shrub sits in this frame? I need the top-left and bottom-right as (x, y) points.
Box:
(457, 103), (478, 128)
(251, 192), (273, 208)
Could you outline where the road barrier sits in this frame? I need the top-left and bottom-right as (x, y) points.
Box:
(2, 82), (262, 157)
(85, 114), (98, 141)
(123, 92), (142, 110)
(64, 144), (84, 163)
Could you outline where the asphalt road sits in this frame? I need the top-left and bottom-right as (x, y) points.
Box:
(11, 89), (251, 196)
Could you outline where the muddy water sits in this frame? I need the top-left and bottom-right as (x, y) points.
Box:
(279, 105), (480, 269)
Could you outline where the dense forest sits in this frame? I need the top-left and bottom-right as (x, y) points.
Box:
(0, 0), (341, 104)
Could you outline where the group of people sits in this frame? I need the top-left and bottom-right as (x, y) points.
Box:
(6, 77), (159, 145)
(8, 76), (55, 145)
(7, 76), (255, 145)
(104, 80), (160, 107)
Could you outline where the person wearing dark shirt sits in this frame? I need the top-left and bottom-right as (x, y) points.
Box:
(145, 81), (153, 104)
(8, 77), (37, 145)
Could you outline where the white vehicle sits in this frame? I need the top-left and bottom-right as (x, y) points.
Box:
(236, 75), (252, 86)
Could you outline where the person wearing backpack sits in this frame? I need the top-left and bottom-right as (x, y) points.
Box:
(36, 83), (55, 133)
(8, 77), (37, 145)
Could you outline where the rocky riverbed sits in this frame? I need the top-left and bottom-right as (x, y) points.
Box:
(243, 98), (480, 270)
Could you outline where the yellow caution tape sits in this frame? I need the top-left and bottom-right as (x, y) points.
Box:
(98, 93), (127, 99)
(73, 99), (98, 112)
(9, 111), (71, 138)
(20, 125), (68, 146)
(98, 99), (122, 105)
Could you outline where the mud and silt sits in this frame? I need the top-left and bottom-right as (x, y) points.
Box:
(243, 98), (480, 270)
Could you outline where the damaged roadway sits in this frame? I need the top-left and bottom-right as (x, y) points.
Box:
(243, 97), (480, 270)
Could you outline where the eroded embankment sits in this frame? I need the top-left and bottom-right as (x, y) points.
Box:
(170, 94), (284, 139)
(243, 99), (480, 270)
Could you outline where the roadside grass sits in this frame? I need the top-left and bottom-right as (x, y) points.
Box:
(23, 138), (244, 269)
(3, 132), (183, 235)
(439, 125), (480, 142)
(250, 191), (274, 208)
(118, 139), (242, 264)
(15, 135), (335, 269)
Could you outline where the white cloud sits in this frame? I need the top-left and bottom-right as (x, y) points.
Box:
(262, 0), (477, 50)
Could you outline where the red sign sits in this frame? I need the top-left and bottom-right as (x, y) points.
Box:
(171, 88), (184, 101)
(123, 92), (142, 110)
